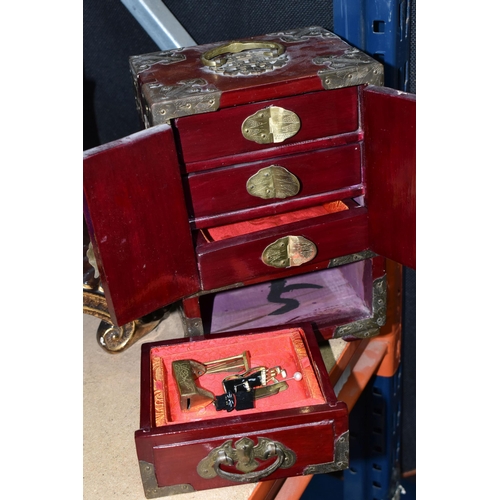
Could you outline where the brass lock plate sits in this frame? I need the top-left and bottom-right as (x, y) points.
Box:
(262, 236), (317, 268)
(242, 106), (301, 144)
(246, 166), (300, 200)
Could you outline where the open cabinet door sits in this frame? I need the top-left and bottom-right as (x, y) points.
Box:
(363, 86), (416, 269)
(84, 124), (200, 326)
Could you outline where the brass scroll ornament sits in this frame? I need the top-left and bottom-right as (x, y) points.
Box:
(262, 236), (317, 269)
(197, 437), (296, 482)
(246, 166), (300, 200)
(201, 41), (285, 67)
(242, 106), (301, 144)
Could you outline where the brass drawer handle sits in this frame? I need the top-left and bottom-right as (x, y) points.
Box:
(262, 236), (317, 268)
(197, 437), (296, 482)
(242, 106), (301, 144)
(246, 166), (300, 199)
(201, 41), (285, 68)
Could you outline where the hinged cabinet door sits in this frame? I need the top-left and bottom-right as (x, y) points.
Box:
(84, 124), (200, 326)
(363, 86), (416, 269)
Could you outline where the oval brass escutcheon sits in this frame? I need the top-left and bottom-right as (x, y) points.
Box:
(261, 235), (317, 268)
(242, 106), (301, 144)
(246, 166), (300, 200)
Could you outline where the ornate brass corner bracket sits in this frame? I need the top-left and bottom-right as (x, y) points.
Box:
(139, 461), (195, 498)
(313, 47), (384, 90)
(334, 275), (387, 340)
(303, 430), (349, 474)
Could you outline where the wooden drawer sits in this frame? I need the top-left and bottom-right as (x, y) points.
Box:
(135, 325), (348, 496)
(186, 143), (362, 220)
(196, 200), (369, 291)
(176, 87), (359, 165)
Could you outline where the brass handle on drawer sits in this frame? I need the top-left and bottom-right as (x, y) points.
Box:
(201, 41), (285, 67)
(246, 166), (300, 199)
(262, 236), (317, 268)
(242, 106), (301, 144)
(197, 437), (296, 482)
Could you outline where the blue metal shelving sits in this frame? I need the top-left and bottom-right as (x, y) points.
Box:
(302, 366), (407, 499)
(333, 0), (412, 91)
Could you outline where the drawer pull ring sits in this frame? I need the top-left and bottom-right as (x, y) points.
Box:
(201, 41), (285, 68)
(242, 106), (301, 144)
(262, 235), (317, 268)
(197, 437), (296, 482)
(246, 166), (300, 199)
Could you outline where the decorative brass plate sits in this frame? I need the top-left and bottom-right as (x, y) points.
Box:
(242, 106), (301, 144)
(246, 166), (300, 199)
(262, 235), (317, 268)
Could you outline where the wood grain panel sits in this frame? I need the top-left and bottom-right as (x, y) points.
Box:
(83, 125), (200, 326)
(363, 86), (416, 269)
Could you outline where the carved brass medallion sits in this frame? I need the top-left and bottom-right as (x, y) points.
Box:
(262, 236), (317, 268)
(242, 106), (301, 144)
(246, 166), (300, 199)
(201, 41), (288, 75)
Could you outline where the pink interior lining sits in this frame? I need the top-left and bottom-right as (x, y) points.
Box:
(205, 200), (349, 241)
(150, 328), (326, 427)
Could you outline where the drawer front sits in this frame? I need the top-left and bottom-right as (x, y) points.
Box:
(176, 87), (359, 164)
(197, 207), (369, 291)
(150, 420), (336, 492)
(187, 143), (361, 220)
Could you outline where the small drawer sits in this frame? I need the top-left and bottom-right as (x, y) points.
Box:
(196, 199), (369, 291)
(187, 143), (362, 220)
(135, 325), (348, 496)
(175, 87), (359, 164)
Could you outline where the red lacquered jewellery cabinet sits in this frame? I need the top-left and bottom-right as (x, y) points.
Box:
(83, 27), (415, 498)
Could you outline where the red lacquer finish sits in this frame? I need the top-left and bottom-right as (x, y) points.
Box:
(135, 325), (348, 492)
(362, 86), (416, 269)
(176, 87), (358, 164)
(187, 143), (361, 219)
(83, 125), (200, 326)
(182, 130), (364, 173)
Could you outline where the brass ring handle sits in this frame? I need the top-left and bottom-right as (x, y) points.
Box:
(201, 41), (285, 67)
(213, 444), (285, 483)
(197, 437), (296, 481)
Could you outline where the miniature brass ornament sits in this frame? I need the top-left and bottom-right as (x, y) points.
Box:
(262, 236), (317, 269)
(197, 437), (296, 482)
(242, 106), (301, 144)
(172, 353), (251, 412)
(246, 166), (300, 200)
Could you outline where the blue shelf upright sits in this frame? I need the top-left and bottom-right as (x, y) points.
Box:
(301, 366), (405, 500)
(333, 0), (412, 91)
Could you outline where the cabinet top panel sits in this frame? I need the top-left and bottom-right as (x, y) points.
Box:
(130, 26), (383, 124)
